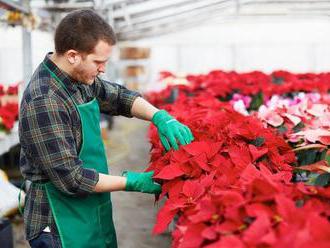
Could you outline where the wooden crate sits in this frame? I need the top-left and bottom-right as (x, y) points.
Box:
(120, 47), (150, 59)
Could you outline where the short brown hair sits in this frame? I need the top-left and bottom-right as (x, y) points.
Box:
(54, 9), (117, 55)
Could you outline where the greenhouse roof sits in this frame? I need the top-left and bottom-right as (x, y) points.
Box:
(28, 0), (330, 40)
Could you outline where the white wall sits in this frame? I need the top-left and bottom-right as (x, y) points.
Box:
(129, 17), (330, 86)
(0, 27), (53, 86)
(0, 27), (23, 85)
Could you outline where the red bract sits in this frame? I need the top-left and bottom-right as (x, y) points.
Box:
(153, 181), (205, 235)
(0, 83), (19, 131)
(153, 200), (182, 235)
(204, 236), (245, 248)
(182, 180), (205, 204)
(154, 163), (185, 180)
(0, 85), (4, 96)
(228, 145), (252, 171)
(6, 84), (19, 95)
(248, 144), (268, 161)
(188, 198), (218, 224)
(178, 223), (206, 248)
(242, 213), (274, 246)
(0, 103), (18, 130)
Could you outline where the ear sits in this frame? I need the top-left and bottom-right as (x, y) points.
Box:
(65, 49), (81, 64)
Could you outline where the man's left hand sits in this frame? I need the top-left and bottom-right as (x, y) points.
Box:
(152, 110), (194, 151)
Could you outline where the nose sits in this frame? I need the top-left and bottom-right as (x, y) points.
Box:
(98, 63), (105, 73)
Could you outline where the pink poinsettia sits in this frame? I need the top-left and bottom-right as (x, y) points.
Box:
(255, 94), (330, 145)
(290, 129), (330, 145)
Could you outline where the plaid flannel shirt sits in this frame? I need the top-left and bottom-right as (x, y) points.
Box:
(19, 53), (141, 240)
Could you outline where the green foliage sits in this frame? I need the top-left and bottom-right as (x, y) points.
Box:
(276, 124), (288, 134)
(250, 137), (265, 147)
(295, 149), (326, 166)
(314, 173), (330, 187)
(248, 92), (263, 111)
(292, 122), (305, 133)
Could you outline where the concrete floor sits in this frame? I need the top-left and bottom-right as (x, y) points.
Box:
(106, 117), (171, 248)
(13, 116), (171, 248)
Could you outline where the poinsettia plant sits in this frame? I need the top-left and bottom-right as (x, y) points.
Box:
(222, 93), (330, 186)
(146, 71), (330, 186)
(0, 83), (19, 132)
(252, 93), (330, 187)
(146, 70), (330, 247)
(147, 70), (330, 107)
(147, 98), (330, 247)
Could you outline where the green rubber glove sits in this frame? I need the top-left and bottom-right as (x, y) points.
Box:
(123, 171), (161, 194)
(152, 110), (194, 151)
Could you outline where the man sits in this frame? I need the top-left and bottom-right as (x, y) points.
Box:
(19, 9), (194, 248)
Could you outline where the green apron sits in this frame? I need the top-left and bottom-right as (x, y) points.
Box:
(42, 63), (117, 248)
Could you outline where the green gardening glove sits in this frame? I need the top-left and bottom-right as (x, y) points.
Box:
(152, 110), (194, 151)
(123, 171), (161, 194)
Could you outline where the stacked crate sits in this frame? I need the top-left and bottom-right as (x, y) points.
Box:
(119, 47), (150, 92)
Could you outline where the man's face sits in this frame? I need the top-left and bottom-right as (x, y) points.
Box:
(72, 40), (112, 85)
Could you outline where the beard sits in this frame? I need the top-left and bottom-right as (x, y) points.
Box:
(71, 66), (95, 85)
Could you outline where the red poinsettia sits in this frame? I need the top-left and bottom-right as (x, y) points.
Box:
(0, 103), (18, 130)
(146, 70), (330, 247)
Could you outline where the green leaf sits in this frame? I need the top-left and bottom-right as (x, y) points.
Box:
(325, 150), (330, 165)
(295, 199), (304, 208)
(282, 92), (299, 98)
(314, 173), (330, 187)
(306, 172), (321, 185)
(256, 155), (268, 163)
(292, 122), (305, 133)
(296, 149), (325, 166)
(250, 137), (265, 147)
(165, 87), (179, 103)
(0, 124), (6, 132)
(218, 93), (234, 102)
(319, 149), (327, 160)
(271, 76), (284, 85)
(276, 124), (288, 134)
(248, 92), (264, 111)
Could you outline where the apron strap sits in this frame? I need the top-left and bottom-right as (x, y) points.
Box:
(18, 181), (25, 215)
(42, 62), (78, 106)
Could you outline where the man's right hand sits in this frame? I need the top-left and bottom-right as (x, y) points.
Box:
(123, 171), (161, 194)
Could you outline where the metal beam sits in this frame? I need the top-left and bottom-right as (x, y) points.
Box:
(115, 1), (234, 32)
(111, 0), (198, 18)
(116, 2), (234, 40)
(32, 0), (94, 12)
(237, 0), (330, 14)
(116, 0), (228, 26)
(241, 0), (330, 8)
(117, 12), (227, 41)
(22, 0), (32, 104)
(106, 0), (150, 8)
(0, 0), (29, 13)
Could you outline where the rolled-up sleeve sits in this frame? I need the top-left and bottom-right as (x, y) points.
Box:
(19, 95), (99, 196)
(94, 77), (141, 117)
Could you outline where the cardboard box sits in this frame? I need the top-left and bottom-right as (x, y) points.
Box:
(125, 81), (140, 91)
(120, 47), (150, 59)
(124, 66), (145, 77)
